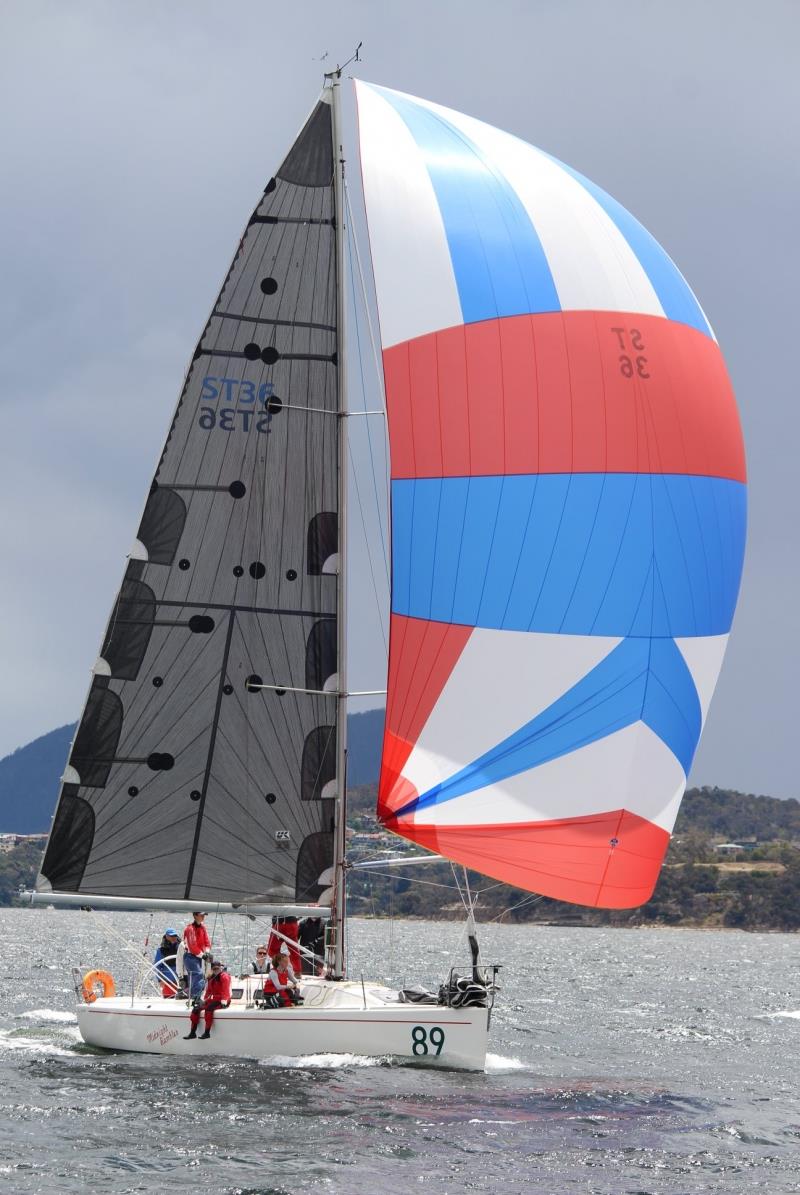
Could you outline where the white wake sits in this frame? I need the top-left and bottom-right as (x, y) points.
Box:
(259, 1051), (390, 1069)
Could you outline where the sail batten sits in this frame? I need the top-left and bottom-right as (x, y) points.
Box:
(357, 80), (746, 910)
(38, 93), (342, 906)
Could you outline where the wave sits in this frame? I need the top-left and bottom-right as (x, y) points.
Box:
(258, 1051), (391, 1069)
(0, 1028), (78, 1058)
(16, 1009), (77, 1024)
(485, 1052), (528, 1072)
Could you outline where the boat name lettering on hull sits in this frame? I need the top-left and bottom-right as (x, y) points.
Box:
(146, 1023), (179, 1047)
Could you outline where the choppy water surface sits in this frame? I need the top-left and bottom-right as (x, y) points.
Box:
(1, 910), (799, 1193)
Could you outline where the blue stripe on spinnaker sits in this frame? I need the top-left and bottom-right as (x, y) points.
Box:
(396, 636), (702, 818)
(373, 86), (560, 324)
(391, 474), (746, 638)
(547, 152), (713, 339)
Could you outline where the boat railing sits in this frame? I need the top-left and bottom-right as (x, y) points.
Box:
(133, 956), (184, 1001)
(440, 964), (500, 1011)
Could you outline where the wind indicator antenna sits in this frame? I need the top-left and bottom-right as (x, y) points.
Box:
(324, 41), (362, 81)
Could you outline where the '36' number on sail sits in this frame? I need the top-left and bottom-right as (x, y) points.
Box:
(412, 1026), (445, 1056)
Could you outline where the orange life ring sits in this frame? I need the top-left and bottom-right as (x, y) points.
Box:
(81, 969), (116, 1003)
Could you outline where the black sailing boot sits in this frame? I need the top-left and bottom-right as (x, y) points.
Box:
(184, 1029), (197, 1040)
(199, 1030), (211, 1040)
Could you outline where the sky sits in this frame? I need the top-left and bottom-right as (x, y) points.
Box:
(0, 1), (797, 799)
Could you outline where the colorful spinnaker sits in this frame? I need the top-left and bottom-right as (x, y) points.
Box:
(356, 82), (746, 908)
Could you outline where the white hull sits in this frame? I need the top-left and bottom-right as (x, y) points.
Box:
(76, 977), (489, 1070)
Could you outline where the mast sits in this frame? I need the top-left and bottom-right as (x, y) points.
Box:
(328, 68), (349, 978)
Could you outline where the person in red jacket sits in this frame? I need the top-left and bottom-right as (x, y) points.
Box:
(263, 951), (302, 1008)
(267, 916), (301, 974)
(182, 911), (211, 1000)
(184, 959), (231, 1040)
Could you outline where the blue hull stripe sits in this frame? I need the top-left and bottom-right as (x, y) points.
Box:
(376, 88), (560, 324)
(391, 474), (746, 639)
(549, 153), (713, 339)
(396, 636), (702, 817)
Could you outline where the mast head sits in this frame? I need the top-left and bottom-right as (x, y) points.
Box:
(324, 41), (362, 83)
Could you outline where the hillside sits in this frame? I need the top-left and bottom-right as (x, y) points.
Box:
(345, 784), (800, 931)
(0, 724), (76, 834)
(0, 709), (385, 834)
(7, 782), (798, 926)
(4, 717), (800, 929)
(669, 786), (800, 841)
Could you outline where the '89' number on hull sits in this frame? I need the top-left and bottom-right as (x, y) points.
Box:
(412, 1026), (445, 1056)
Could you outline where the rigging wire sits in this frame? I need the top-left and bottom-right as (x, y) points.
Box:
(348, 437), (388, 656)
(388, 872), (395, 975)
(343, 180), (385, 416)
(79, 912), (165, 997)
(343, 208), (389, 654)
(344, 178), (392, 525)
(358, 868), (470, 891)
(450, 862), (470, 917)
(344, 184), (389, 574)
(344, 176), (392, 542)
(487, 890), (546, 922)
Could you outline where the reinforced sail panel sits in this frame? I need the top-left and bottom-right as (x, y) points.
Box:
(356, 81), (746, 909)
(39, 95), (340, 905)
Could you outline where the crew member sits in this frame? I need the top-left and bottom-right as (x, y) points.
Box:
(184, 959), (231, 1040)
(298, 916), (325, 975)
(154, 928), (181, 997)
(182, 911), (211, 1000)
(263, 949), (301, 1008)
(267, 915), (301, 974)
(252, 946), (271, 975)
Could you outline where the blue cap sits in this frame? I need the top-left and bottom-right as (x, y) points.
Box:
(164, 927), (178, 937)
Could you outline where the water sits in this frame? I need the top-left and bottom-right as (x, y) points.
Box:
(1, 910), (799, 1193)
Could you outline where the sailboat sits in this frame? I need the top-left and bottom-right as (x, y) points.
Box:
(29, 70), (746, 1070)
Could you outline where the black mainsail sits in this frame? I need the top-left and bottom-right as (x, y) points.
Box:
(37, 93), (342, 916)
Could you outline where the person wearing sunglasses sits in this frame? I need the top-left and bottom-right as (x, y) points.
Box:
(251, 947), (271, 975)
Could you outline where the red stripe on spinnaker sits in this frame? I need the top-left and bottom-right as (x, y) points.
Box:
(383, 311), (745, 484)
(378, 615), (472, 822)
(382, 809), (670, 909)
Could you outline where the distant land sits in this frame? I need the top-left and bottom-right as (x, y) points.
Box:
(0, 709), (385, 834)
(344, 784), (800, 932)
(3, 715), (800, 929)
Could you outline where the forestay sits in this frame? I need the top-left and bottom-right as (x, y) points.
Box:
(38, 94), (341, 907)
(356, 82), (746, 908)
